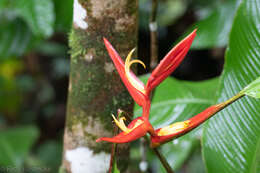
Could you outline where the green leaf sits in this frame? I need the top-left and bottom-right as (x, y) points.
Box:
(112, 160), (120, 173)
(157, 0), (187, 27)
(139, 0), (187, 30)
(53, 0), (73, 32)
(185, 0), (239, 49)
(135, 76), (219, 128)
(35, 141), (63, 173)
(240, 76), (260, 98)
(14, 0), (55, 37)
(0, 0), (55, 38)
(202, 0), (260, 172)
(134, 76), (219, 171)
(152, 134), (200, 172)
(179, 147), (206, 173)
(0, 126), (39, 168)
(0, 19), (32, 58)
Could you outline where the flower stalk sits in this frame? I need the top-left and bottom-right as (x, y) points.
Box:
(153, 147), (174, 173)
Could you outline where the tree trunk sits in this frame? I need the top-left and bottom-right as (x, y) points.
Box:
(61, 0), (138, 172)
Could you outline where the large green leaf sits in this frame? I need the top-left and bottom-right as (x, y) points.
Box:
(15, 0), (55, 37)
(0, 0), (55, 38)
(134, 76), (219, 171)
(135, 76), (219, 128)
(202, 0), (260, 173)
(185, 0), (239, 49)
(0, 19), (32, 58)
(0, 126), (39, 168)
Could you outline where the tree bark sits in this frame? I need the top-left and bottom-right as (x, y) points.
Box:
(61, 0), (138, 172)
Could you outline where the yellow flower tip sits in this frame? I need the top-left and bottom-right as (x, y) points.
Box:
(158, 120), (190, 136)
(111, 114), (144, 134)
(125, 48), (146, 94)
(121, 117), (126, 121)
(112, 114), (130, 133)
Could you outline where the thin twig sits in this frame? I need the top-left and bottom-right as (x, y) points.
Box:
(108, 127), (118, 173)
(108, 111), (124, 173)
(149, 0), (158, 70)
(143, 136), (174, 173)
(108, 110), (133, 173)
(153, 147), (174, 173)
(108, 142), (117, 173)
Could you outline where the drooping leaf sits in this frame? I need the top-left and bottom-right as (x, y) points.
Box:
(134, 76), (219, 171)
(202, 0), (260, 172)
(0, 126), (39, 168)
(240, 76), (260, 98)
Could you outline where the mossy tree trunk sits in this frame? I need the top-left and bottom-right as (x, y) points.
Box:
(61, 0), (138, 172)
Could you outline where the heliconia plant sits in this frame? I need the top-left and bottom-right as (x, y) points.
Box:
(96, 29), (260, 149)
(96, 30), (197, 144)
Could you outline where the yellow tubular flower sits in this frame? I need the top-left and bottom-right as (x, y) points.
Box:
(157, 120), (190, 136)
(112, 114), (144, 134)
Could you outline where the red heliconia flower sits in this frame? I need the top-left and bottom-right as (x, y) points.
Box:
(150, 93), (242, 147)
(150, 104), (222, 147)
(96, 29), (197, 144)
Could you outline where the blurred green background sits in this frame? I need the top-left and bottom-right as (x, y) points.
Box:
(0, 0), (239, 172)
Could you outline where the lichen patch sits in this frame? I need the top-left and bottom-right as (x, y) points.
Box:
(84, 116), (112, 138)
(84, 53), (93, 62)
(71, 123), (85, 138)
(115, 15), (135, 31)
(104, 62), (115, 73)
(73, 0), (88, 29)
(66, 147), (110, 173)
(90, 0), (126, 19)
(69, 82), (72, 92)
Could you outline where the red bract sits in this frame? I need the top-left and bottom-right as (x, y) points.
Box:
(96, 117), (154, 143)
(149, 93), (244, 147)
(96, 29), (197, 144)
(146, 30), (196, 96)
(150, 104), (222, 147)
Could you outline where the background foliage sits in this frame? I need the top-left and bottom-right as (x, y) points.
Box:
(0, 0), (259, 173)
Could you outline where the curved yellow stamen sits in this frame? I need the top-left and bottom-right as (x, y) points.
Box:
(112, 114), (144, 134)
(112, 114), (130, 133)
(125, 49), (146, 94)
(158, 120), (190, 136)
